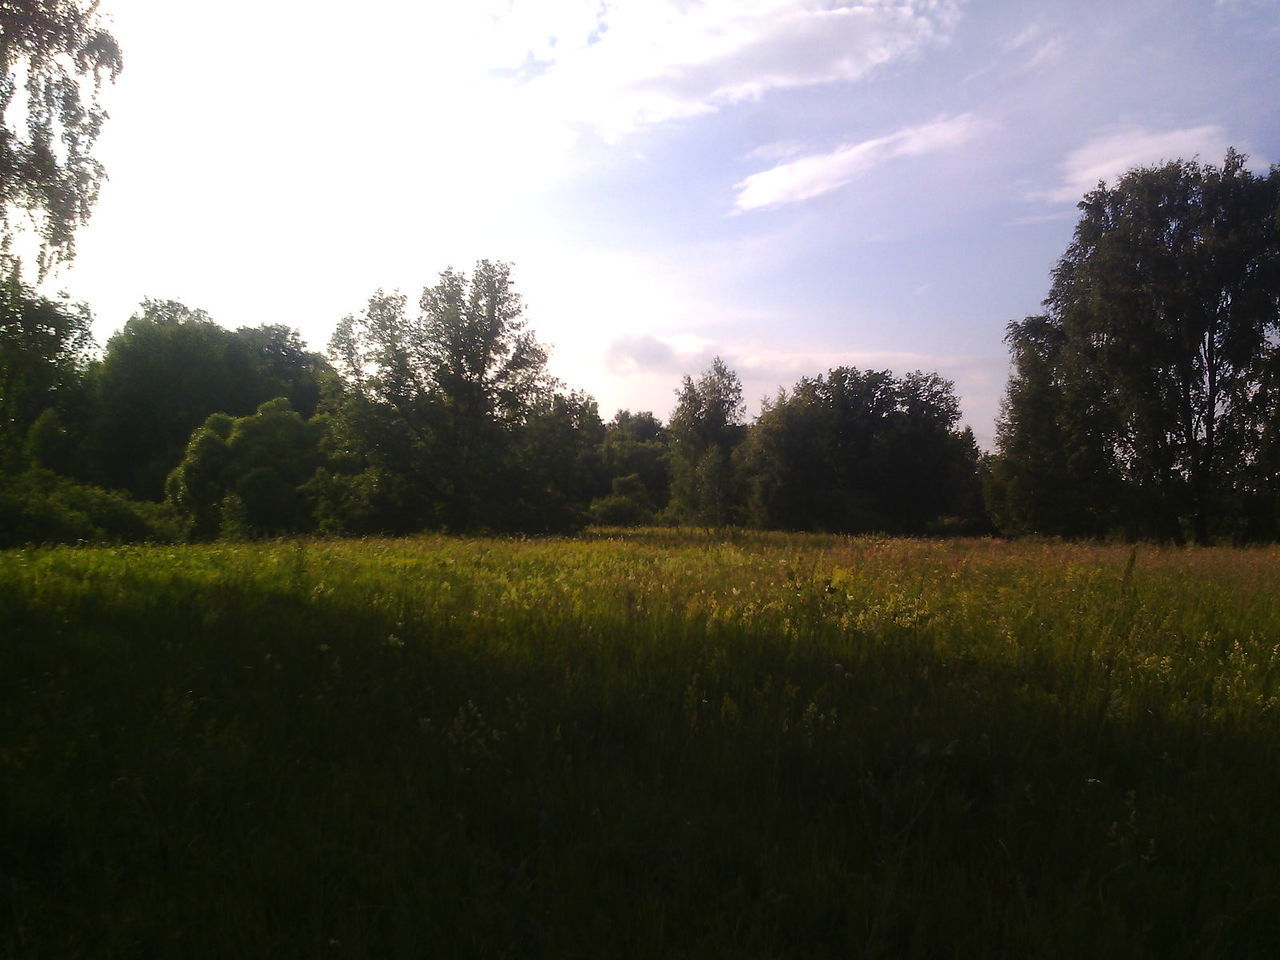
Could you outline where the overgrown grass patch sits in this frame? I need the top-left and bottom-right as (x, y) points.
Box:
(3, 532), (1279, 957)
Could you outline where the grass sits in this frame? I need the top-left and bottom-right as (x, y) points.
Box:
(3, 530), (1279, 957)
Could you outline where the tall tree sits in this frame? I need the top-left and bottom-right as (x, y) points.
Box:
(420, 260), (549, 426)
(668, 357), (746, 526)
(325, 261), (558, 531)
(234, 323), (329, 417)
(508, 389), (605, 532)
(89, 300), (327, 499)
(987, 316), (1121, 536)
(1006, 150), (1280, 542)
(0, 0), (122, 274)
(598, 409), (670, 511)
(0, 273), (92, 470)
(743, 367), (981, 534)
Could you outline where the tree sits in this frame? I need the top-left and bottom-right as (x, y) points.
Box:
(986, 316), (1120, 536)
(997, 150), (1280, 542)
(325, 261), (560, 531)
(420, 260), (549, 425)
(589, 473), (655, 526)
(0, 272), (93, 470)
(0, 0), (123, 274)
(234, 323), (330, 417)
(869, 370), (982, 532)
(667, 357), (746, 526)
(598, 409), (669, 511)
(508, 389), (605, 532)
(89, 300), (328, 499)
(743, 367), (981, 533)
(166, 399), (326, 539)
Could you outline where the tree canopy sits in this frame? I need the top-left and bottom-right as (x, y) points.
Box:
(745, 367), (982, 534)
(166, 398), (326, 540)
(322, 261), (589, 532)
(0, 0), (122, 274)
(90, 300), (330, 499)
(667, 357), (746, 527)
(0, 271), (91, 469)
(992, 150), (1280, 542)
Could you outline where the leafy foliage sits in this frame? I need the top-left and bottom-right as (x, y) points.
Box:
(166, 399), (327, 540)
(744, 367), (982, 533)
(589, 472), (655, 525)
(598, 409), (670, 510)
(0, 272), (92, 470)
(0, 0), (123, 274)
(993, 151), (1280, 542)
(323, 261), (585, 533)
(0, 467), (178, 546)
(89, 300), (329, 499)
(667, 357), (746, 526)
(988, 315), (1121, 536)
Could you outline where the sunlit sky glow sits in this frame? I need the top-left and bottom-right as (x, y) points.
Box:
(47, 0), (1280, 446)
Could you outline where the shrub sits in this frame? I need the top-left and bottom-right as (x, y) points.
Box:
(0, 469), (181, 547)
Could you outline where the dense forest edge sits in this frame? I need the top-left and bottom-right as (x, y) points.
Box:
(6, 146), (1280, 549)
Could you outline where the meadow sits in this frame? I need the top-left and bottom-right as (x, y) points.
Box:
(3, 530), (1279, 958)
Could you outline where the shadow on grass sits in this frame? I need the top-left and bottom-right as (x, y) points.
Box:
(3, 575), (1278, 959)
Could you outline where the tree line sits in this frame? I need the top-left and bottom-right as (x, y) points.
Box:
(0, 260), (987, 545)
(2, 2), (1278, 545)
(3, 152), (1278, 546)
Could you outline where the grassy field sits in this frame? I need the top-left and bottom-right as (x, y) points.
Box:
(3, 530), (1279, 958)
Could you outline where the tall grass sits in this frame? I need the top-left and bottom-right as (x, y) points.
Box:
(3, 531), (1279, 957)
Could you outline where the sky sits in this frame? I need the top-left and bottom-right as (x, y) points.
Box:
(45, 0), (1280, 448)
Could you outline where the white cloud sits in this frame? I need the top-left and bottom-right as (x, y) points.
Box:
(733, 114), (983, 212)
(1038, 125), (1264, 204)
(1022, 37), (1062, 69)
(1008, 210), (1076, 227)
(748, 139), (808, 162)
(605, 333), (720, 375)
(1002, 23), (1044, 51)
(511, 0), (964, 139)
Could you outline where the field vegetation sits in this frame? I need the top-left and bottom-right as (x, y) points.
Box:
(4, 530), (1279, 957)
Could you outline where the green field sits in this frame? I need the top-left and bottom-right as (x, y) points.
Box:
(3, 531), (1279, 957)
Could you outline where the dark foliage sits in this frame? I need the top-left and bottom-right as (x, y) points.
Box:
(0, 274), (93, 471)
(743, 367), (983, 534)
(320, 262), (601, 534)
(0, 467), (179, 547)
(88, 300), (330, 500)
(667, 357), (747, 526)
(165, 399), (328, 540)
(991, 151), (1280, 542)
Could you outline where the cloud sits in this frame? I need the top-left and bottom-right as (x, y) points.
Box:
(748, 139), (807, 162)
(1002, 23), (1045, 52)
(605, 333), (717, 375)
(1021, 37), (1062, 69)
(1037, 125), (1264, 204)
(1008, 210), (1076, 227)
(605, 334), (679, 374)
(733, 114), (984, 212)
(509, 0), (964, 139)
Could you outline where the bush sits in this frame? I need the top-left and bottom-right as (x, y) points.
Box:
(588, 474), (653, 526)
(0, 469), (182, 548)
